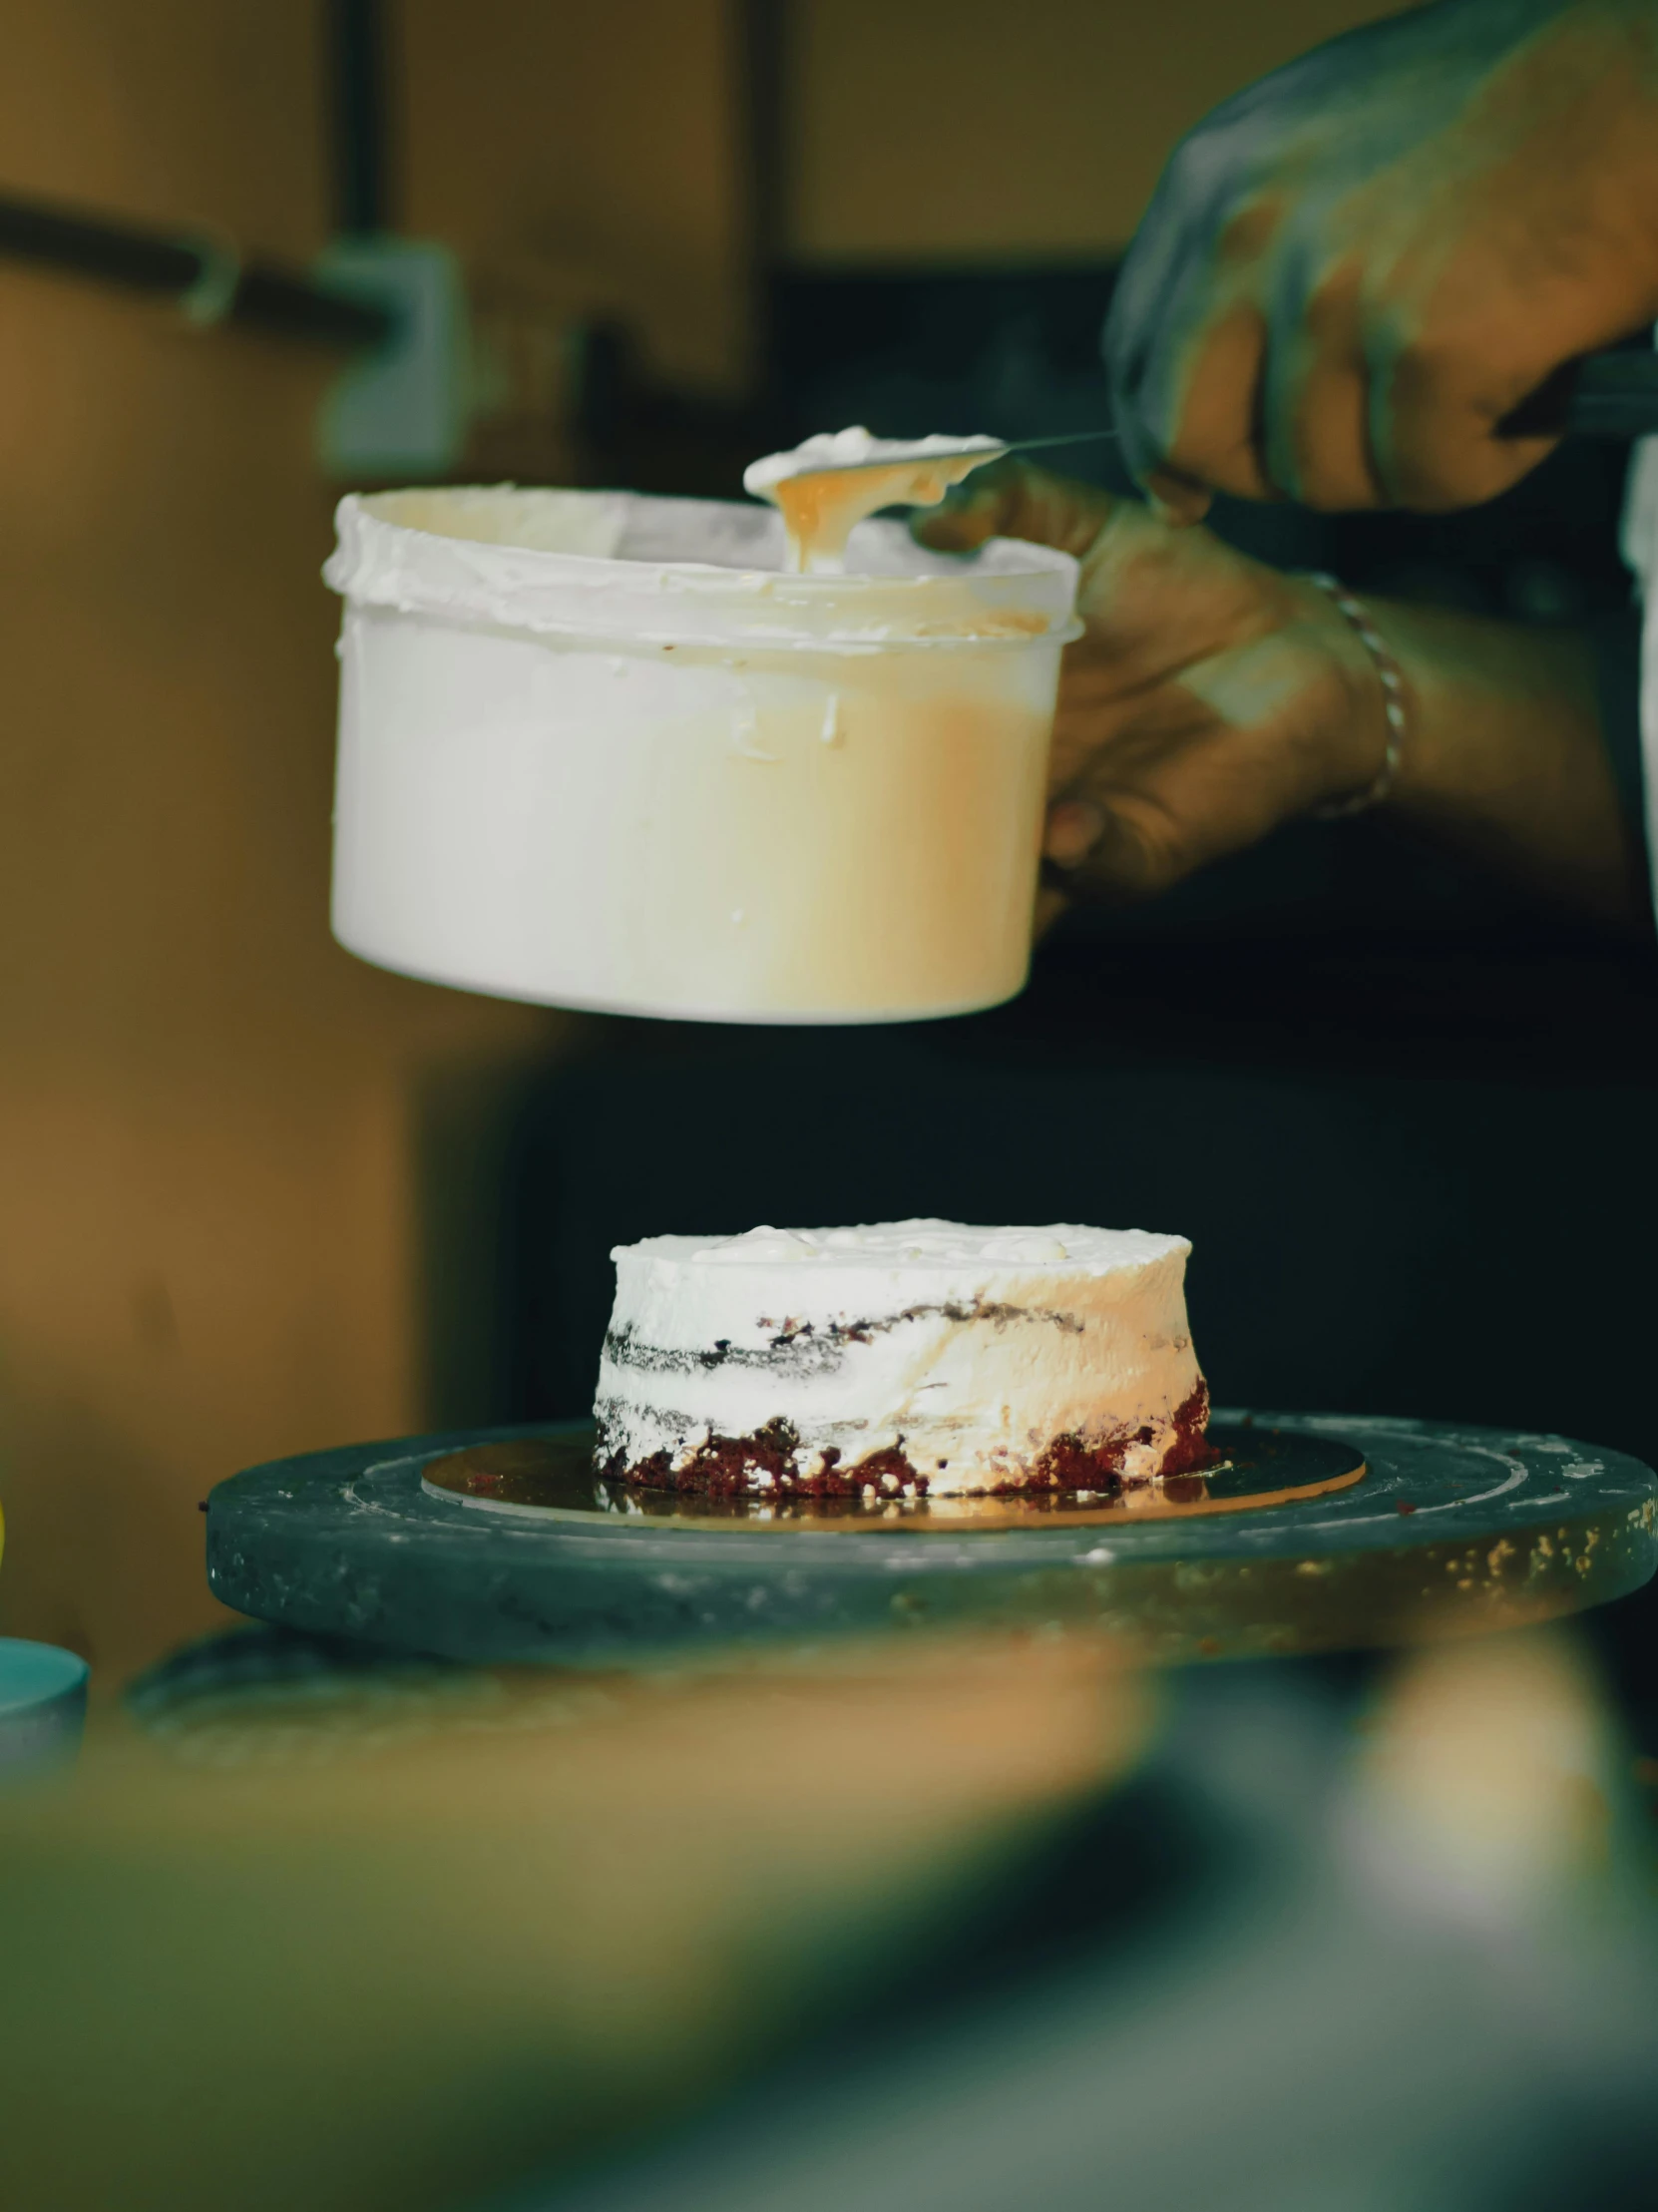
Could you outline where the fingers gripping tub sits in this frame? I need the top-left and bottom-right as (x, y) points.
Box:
(324, 488), (1080, 1023)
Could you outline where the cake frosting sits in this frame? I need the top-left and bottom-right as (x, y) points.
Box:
(594, 1219), (1211, 1499)
(743, 428), (1006, 574)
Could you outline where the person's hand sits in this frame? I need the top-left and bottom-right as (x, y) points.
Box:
(1105, 0), (1658, 516)
(915, 461), (1394, 905)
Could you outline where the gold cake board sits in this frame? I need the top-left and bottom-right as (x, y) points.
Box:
(420, 1424), (1365, 1532)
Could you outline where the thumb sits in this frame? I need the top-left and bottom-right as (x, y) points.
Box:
(911, 459), (1115, 557)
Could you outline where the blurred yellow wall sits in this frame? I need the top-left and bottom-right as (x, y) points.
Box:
(0, 3), (558, 1681)
(789, 0), (1409, 260)
(402, 0), (752, 394)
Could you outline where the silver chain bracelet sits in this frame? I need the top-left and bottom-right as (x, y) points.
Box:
(1301, 571), (1407, 819)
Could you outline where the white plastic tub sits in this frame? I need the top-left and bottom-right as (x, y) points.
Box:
(323, 487), (1079, 1023)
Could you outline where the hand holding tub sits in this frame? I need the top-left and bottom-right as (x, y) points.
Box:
(916, 460), (1645, 928)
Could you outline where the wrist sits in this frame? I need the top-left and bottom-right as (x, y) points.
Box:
(1282, 576), (1412, 817)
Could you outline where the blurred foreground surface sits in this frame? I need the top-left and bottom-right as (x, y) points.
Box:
(0, 1623), (1654, 2212)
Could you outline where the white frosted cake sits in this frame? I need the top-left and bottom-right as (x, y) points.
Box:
(594, 1219), (1212, 1499)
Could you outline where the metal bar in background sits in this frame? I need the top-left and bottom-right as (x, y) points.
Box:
(738, 0), (792, 398)
(1563, 350), (1658, 439)
(330, 0), (394, 237)
(1491, 343), (1658, 440)
(0, 191), (395, 347)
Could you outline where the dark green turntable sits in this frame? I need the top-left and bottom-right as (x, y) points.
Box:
(205, 1411), (1657, 1668)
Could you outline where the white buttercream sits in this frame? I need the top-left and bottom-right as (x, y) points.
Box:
(744, 427), (1007, 575)
(595, 1218), (1205, 1495)
(742, 428), (1005, 498)
(325, 488), (1075, 648)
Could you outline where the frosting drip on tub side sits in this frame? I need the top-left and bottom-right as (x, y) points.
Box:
(744, 428), (1005, 574)
(593, 1219), (1212, 1497)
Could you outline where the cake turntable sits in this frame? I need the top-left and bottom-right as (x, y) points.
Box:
(207, 1412), (1658, 1669)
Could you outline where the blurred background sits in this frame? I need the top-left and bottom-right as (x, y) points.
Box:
(5, 11), (1658, 2211)
(0, 0), (1653, 1705)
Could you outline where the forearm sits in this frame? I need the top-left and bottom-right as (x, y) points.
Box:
(1364, 601), (1649, 933)
(928, 464), (1654, 931)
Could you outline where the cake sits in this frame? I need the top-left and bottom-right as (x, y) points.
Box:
(594, 1219), (1212, 1500)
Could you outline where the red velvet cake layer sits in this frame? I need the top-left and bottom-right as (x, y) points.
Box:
(604, 1381), (1215, 1499)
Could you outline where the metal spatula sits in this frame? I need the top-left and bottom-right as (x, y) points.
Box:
(791, 430), (1119, 478)
(798, 350), (1658, 486)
